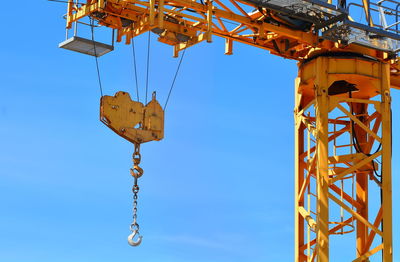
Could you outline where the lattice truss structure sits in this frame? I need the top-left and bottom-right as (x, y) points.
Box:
(296, 94), (385, 261)
(62, 0), (400, 85)
(295, 56), (392, 261)
(64, 0), (317, 58)
(63, 0), (400, 55)
(59, 0), (400, 261)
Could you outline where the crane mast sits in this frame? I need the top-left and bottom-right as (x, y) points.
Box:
(59, 0), (400, 261)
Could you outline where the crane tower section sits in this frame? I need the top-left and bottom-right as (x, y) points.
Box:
(60, 0), (400, 261)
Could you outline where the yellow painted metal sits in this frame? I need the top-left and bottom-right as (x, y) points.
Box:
(63, 0), (317, 58)
(353, 244), (384, 262)
(100, 91), (164, 144)
(98, 0), (105, 8)
(149, 0), (155, 26)
(60, 1), (397, 260)
(329, 152), (382, 184)
(61, 0), (400, 82)
(329, 193), (383, 237)
(299, 206), (317, 231)
(294, 76), (306, 262)
(295, 55), (393, 261)
(225, 38), (233, 55)
(62, 0), (400, 89)
(381, 62), (393, 261)
(361, 0), (373, 27)
(314, 57), (330, 262)
(206, 0), (213, 43)
(67, 0), (73, 29)
(158, 0), (165, 29)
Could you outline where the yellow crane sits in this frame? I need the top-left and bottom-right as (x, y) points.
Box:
(57, 0), (400, 261)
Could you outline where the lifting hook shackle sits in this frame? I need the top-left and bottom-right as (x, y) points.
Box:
(128, 229), (143, 246)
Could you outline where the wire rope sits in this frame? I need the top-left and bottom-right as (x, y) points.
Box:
(145, 31), (151, 104)
(131, 40), (140, 101)
(164, 45), (187, 110)
(90, 18), (104, 97)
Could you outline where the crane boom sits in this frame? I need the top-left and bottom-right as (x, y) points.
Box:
(63, 0), (400, 86)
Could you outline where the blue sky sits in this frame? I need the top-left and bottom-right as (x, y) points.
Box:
(0, 1), (399, 262)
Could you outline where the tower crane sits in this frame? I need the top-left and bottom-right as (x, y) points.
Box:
(57, 0), (400, 261)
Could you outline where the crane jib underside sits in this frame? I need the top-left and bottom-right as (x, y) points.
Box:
(61, 0), (400, 88)
(62, 0), (400, 52)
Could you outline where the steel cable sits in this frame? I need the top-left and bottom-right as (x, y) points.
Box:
(90, 18), (104, 97)
(132, 41), (140, 101)
(145, 31), (151, 104)
(164, 45), (187, 110)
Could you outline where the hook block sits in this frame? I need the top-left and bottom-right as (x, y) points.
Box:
(100, 91), (164, 144)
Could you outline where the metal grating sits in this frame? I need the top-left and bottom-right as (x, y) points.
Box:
(322, 20), (400, 53)
(243, 0), (347, 26)
(59, 36), (114, 57)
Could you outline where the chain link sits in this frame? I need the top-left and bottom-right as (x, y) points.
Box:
(128, 143), (143, 246)
(130, 143), (143, 179)
(131, 177), (140, 229)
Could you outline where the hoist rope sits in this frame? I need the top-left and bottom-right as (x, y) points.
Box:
(145, 31), (151, 104)
(164, 45), (187, 110)
(90, 18), (104, 97)
(131, 41), (140, 101)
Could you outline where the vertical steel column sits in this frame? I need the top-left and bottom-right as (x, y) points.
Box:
(353, 103), (369, 259)
(381, 63), (393, 262)
(314, 57), (330, 262)
(295, 54), (394, 262)
(295, 77), (306, 262)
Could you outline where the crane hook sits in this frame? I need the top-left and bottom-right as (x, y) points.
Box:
(128, 229), (143, 246)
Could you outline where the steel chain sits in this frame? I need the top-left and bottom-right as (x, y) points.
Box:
(128, 143), (143, 246)
(131, 177), (140, 230)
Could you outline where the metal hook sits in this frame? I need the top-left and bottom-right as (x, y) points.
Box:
(128, 230), (143, 246)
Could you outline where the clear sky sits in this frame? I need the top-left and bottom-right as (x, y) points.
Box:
(0, 1), (399, 262)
